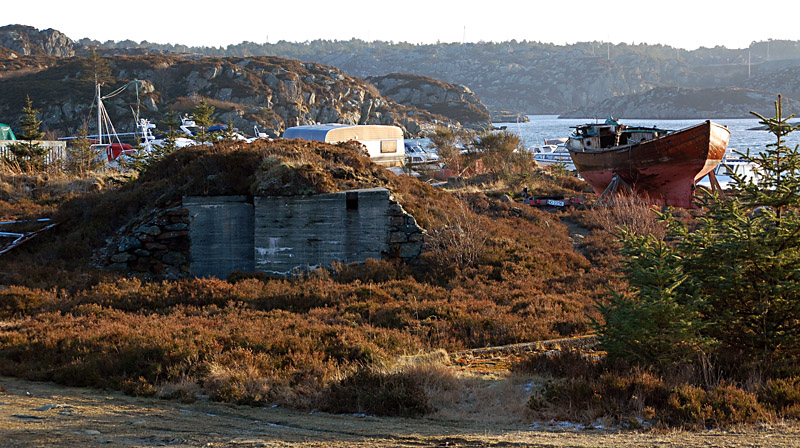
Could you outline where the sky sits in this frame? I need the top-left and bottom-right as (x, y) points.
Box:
(4, 0), (799, 50)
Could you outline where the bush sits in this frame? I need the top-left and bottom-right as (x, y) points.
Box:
(760, 376), (800, 418)
(424, 202), (488, 271)
(664, 383), (770, 428)
(527, 367), (670, 424)
(0, 286), (59, 317)
(513, 349), (601, 379)
(664, 384), (713, 427)
(319, 366), (432, 417)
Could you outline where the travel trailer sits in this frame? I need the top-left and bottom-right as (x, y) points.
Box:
(283, 124), (405, 167)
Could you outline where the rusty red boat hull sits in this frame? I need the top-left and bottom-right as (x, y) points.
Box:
(568, 120), (730, 208)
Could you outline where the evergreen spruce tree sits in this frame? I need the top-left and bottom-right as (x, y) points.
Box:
(220, 113), (238, 141)
(598, 96), (800, 377)
(6, 96), (49, 172)
(81, 49), (113, 84)
(678, 96), (800, 373)
(191, 100), (215, 144)
(596, 231), (712, 371)
(66, 122), (103, 176)
(159, 108), (182, 155)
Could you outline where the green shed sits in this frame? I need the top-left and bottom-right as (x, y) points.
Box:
(0, 123), (15, 141)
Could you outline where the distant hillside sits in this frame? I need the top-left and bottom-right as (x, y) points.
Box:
(6, 24), (800, 119)
(74, 37), (800, 117)
(560, 87), (800, 119)
(297, 42), (800, 118)
(0, 26), (496, 137)
(746, 66), (800, 100)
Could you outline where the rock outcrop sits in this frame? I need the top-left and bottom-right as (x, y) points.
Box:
(560, 86), (800, 119)
(0, 25), (75, 57)
(367, 73), (491, 131)
(0, 54), (459, 138)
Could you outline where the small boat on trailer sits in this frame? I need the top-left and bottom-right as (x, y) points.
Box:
(697, 150), (761, 190)
(566, 118), (730, 208)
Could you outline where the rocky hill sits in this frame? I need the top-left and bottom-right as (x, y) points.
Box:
(6, 25), (800, 120)
(560, 86), (800, 119)
(0, 25), (74, 57)
(0, 53), (462, 138)
(0, 26), (498, 137)
(366, 73), (491, 130)
(746, 66), (800, 100)
(307, 44), (800, 119)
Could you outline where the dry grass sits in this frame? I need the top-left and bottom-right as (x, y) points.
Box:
(591, 194), (667, 239)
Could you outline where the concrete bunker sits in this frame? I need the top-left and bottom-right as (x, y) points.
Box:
(178, 188), (423, 279)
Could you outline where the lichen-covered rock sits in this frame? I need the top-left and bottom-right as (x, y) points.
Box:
(0, 24), (74, 57)
(367, 73), (491, 131)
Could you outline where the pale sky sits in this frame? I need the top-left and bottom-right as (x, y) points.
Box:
(4, 0), (798, 50)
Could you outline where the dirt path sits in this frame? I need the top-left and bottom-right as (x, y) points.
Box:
(2, 376), (799, 447)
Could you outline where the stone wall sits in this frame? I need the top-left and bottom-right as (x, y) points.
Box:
(386, 199), (425, 261)
(103, 205), (192, 280)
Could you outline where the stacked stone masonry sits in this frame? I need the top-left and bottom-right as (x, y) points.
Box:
(386, 199), (425, 261)
(104, 205), (192, 280)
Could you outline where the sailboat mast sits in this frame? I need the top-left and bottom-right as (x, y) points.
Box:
(96, 82), (102, 145)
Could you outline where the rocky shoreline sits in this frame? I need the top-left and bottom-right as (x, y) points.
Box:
(559, 86), (800, 119)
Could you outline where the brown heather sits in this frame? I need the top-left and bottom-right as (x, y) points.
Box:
(0, 141), (611, 413)
(0, 140), (795, 428)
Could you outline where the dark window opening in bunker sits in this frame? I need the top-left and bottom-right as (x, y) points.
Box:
(346, 191), (359, 210)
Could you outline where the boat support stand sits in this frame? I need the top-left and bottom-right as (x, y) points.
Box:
(599, 173), (632, 202)
(705, 170), (726, 198)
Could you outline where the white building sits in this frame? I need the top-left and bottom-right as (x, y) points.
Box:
(283, 124), (405, 167)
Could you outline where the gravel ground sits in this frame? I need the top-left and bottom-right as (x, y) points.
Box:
(2, 376), (799, 447)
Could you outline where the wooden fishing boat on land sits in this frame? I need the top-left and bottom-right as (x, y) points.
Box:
(566, 119), (730, 207)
